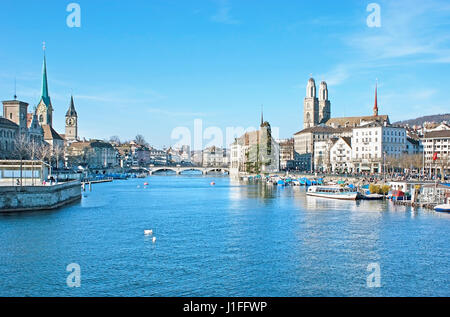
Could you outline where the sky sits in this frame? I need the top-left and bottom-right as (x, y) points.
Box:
(1, 0), (450, 149)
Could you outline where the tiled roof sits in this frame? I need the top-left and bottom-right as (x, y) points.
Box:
(423, 130), (450, 138)
(0, 117), (19, 129)
(42, 124), (64, 141)
(325, 115), (389, 127)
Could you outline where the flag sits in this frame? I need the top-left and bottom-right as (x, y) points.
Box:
(433, 152), (438, 161)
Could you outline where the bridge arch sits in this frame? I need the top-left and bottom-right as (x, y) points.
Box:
(151, 167), (178, 174)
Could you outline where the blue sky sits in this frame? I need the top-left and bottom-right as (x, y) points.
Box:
(1, 0), (450, 149)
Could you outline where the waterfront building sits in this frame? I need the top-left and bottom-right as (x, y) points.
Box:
(149, 148), (169, 165)
(405, 137), (421, 155)
(66, 140), (118, 169)
(1, 99), (45, 158)
(293, 125), (352, 155)
(277, 138), (296, 170)
(351, 121), (406, 173)
(313, 140), (331, 172)
(136, 146), (151, 165)
(0, 118), (18, 159)
(202, 146), (228, 167)
(230, 117), (280, 175)
(421, 129), (450, 175)
(329, 137), (353, 173)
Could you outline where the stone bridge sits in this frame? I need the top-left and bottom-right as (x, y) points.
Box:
(135, 166), (230, 176)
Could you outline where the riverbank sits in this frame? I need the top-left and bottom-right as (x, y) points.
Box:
(0, 180), (81, 213)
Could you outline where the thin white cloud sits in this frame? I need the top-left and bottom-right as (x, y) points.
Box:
(147, 108), (206, 117)
(211, 0), (239, 25)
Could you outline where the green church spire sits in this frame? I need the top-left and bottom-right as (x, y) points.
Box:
(40, 43), (51, 106)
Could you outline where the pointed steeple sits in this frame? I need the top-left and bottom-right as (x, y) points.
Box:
(373, 81), (379, 117)
(41, 54), (50, 104)
(66, 95), (77, 116)
(260, 104), (264, 126)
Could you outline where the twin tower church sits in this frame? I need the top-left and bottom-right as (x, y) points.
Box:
(2, 51), (79, 148)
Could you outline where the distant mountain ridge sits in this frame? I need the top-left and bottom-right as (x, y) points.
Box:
(393, 113), (450, 126)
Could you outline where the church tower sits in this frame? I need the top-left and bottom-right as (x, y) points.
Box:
(318, 81), (331, 124)
(373, 82), (379, 117)
(303, 77), (319, 129)
(35, 49), (53, 127)
(65, 95), (78, 141)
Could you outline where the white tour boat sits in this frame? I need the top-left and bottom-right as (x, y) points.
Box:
(307, 186), (358, 200)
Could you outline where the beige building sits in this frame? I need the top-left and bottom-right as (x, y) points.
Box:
(66, 140), (118, 169)
(277, 138), (295, 170)
(230, 119), (280, 176)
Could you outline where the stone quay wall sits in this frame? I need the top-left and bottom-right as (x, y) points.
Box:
(0, 181), (81, 213)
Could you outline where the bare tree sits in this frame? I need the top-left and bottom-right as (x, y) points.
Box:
(52, 145), (65, 170)
(134, 134), (148, 147)
(28, 139), (41, 186)
(109, 135), (121, 145)
(37, 142), (52, 164)
(13, 134), (31, 186)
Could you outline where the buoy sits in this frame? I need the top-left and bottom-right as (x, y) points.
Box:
(144, 230), (153, 235)
(152, 237), (156, 243)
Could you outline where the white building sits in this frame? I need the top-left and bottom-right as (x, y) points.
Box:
(202, 146), (228, 167)
(313, 140), (330, 172)
(422, 129), (450, 175)
(352, 122), (406, 173)
(330, 137), (352, 173)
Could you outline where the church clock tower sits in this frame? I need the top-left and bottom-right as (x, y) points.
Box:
(36, 51), (53, 127)
(65, 95), (78, 141)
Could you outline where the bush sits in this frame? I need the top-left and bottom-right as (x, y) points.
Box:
(381, 185), (390, 195)
(369, 184), (380, 194)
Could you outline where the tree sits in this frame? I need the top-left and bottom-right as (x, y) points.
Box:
(134, 134), (148, 147)
(109, 135), (121, 145)
(52, 145), (65, 169)
(13, 133), (31, 186)
(36, 142), (52, 164)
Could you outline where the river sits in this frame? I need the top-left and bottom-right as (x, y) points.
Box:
(0, 174), (449, 296)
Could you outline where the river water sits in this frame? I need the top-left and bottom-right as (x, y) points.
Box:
(0, 175), (449, 297)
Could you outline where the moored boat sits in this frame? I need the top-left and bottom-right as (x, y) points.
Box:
(434, 204), (450, 212)
(307, 186), (358, 200)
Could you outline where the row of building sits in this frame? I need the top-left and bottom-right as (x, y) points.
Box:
(229, 78), (450, 175)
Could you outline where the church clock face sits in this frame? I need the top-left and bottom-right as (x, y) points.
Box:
(66, 117), (75, 126)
